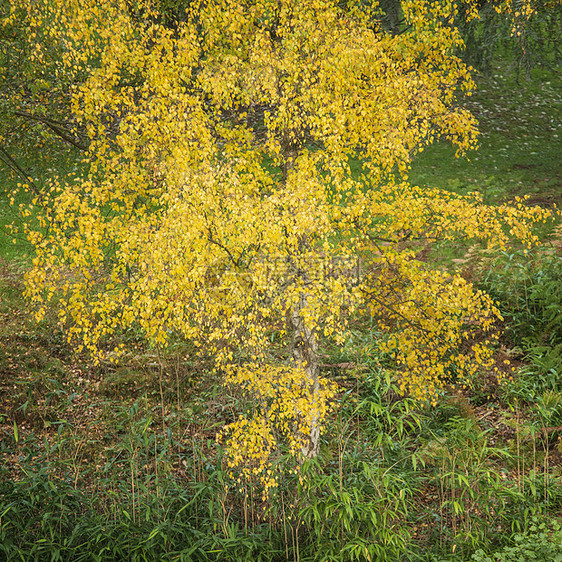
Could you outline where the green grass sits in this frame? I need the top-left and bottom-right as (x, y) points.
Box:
(0, 176), (29, 259)
(409, 66), (562, 207)
(0, 140), (82, 259)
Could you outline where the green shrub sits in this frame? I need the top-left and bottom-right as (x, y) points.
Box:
(480, 250), (562, 399)
(482, 250), (562, 347)
(472, 518), (562, 562)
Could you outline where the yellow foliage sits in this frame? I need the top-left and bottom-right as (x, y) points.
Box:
(220, 363), (338, 493)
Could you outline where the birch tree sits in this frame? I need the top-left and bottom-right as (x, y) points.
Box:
(5, 0), (550, 476)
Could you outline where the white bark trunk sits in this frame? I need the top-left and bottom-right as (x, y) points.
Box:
(290, 292), (320, 459)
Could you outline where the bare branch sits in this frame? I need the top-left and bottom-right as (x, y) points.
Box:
(14, 110), (88, 151)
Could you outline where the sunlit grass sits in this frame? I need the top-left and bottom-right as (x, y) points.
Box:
(410, 65), (561, 207)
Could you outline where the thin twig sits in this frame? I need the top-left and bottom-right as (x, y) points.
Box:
(0, 146), (42, 197)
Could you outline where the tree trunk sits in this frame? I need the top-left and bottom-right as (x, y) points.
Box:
(280, 138), (320, 458)
(289, 291), (321, 459)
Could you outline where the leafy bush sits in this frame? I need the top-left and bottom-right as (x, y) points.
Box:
(472, 518), (562, 562)
(297, 451), (415, 561)
(420, 416), (523, 557)
(482, 250), (562, 347)
(480, 249), (562, 397)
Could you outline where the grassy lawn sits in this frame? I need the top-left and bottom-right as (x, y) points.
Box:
(410, 67), (561, 208)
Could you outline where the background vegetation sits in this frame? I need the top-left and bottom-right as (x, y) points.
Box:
(1, 1), (561, 560)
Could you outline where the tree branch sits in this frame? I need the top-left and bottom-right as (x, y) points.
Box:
(0, 146), (42, 197)
(14, 110), (88, 151)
